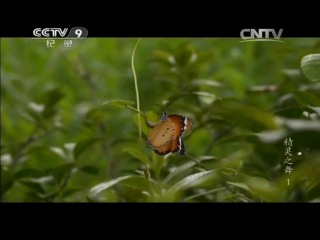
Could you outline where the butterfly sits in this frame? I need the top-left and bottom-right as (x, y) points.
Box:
(147, 112), (192, 155)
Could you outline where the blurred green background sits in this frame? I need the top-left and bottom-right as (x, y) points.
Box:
(1, 38), (320, 202)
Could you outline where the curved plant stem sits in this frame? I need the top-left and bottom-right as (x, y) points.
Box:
(131, 38), (142, 138)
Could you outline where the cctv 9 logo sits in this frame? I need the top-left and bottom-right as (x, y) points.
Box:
(33, 27), (88, 38)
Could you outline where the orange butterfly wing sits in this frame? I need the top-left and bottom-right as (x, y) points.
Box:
(147, 113), (192, 155)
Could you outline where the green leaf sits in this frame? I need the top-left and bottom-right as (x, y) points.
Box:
(123, 148), (151, 165)
(218, 150), (247, 170)
(248, 85), (277, 93)
(42, 106), (57, 119)
(1, 168), (14, 196)
(227, 182), (252, 194)
(40, 88), (64, 119)
(282, 68), (301, 78)
(174, 43), (195, 67)
(192, 79), (224, 87)
(103, 100), (135, 108)
(49, 147), (67, 160)
(22, 190), (57, 202)
(183, 187), (227, 202)
(19, 180), (46, 194)
(74, 137), (102, 160)
(153, 154), (165, 180)
(88, 175), (133, 202)
(134, 111), (159, 136)
(24, 104), (43, 123)
(27, 102), (45, 113)
(145, 111), (159, 122)
(255, 129), (287, 144)
(274, 107), (303, 118)
(293, 90), (320, 107)
(42, 191), (59, 202)
(164, 161), (196, 185)
(24, 191), (47, 202)
(133, 113), (149, 136)
(85, 107), (108, 125)
(120, 176), (153, 193)
(88, 176), (153, 202)
(281, 119), (320, 149)
(164, 92), (218, 107)
(14, 168), (46, 179)
(51, 163), (75, 185)
(245, 177), (285, 202)
(163, 156), (216, 185)
(306, 182), (320, 200)
(25, 146), (67, 168)
(79, 165), (99, 175)
(61, 187), (83, 198)
(283, 119), (320, 132)
(216, 133), (260, 145)
(153, 50), (175, 65)
(301, 54), (320, 81)
(165, 170), (216, 197)
(41, 88), (65, 108)
(222, 105), (278, 131)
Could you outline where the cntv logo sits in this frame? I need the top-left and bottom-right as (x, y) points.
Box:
(240, 29), (284, 42)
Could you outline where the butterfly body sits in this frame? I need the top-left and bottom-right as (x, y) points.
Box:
(147, 113), (192, 155)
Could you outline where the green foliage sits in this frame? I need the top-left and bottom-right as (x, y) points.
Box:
(2, 38), (320, 202)
(301, 54), (320, 81)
